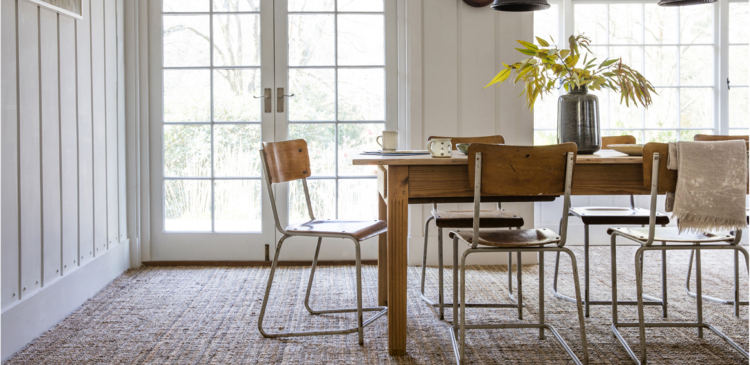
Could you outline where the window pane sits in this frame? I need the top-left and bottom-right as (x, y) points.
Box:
(338, 68), (385, 121)
(645, 130), (678, 143)
(164, 125), (211, 177)
(609, 4), (643, 45)
(288, 14), (335, 66)
(338, 15), (384, 66)
(164, 180), (211, 232)
(164, 70), (210, 122)
(610, 46), (643, 73)
(574, 4), (608, 44)
(680, 5), (713, 44)
(729, 3), (749, 44)
(214, 124), (261, 177)
(729, 45), (749, 87)
(609, 89), (643, 129)
(680, 130), (712, 141)
(213, 69), (261, 122)
(534, 130), (557, 146)
(338, 0), (384, 12)
(680, 88), (713, 128)
(289, 179), (335, 223)
(729, 88), (749, 128)
(213, 14), (260, 66)
(289, 124), (336, 176)
(534, 3), (559, 45)
(730, 129), (749, 135)
(163, 16), (210, 67)
(680, 46), (713, 86)
(646, 88), (677, 128)
(213, 0), (260, 12)
(338, 123), (384, 175)
(164, 0), (208, 12)
(338, 180), (378, 220)
(214, 180), (261, 232)
(607, 129), (643, 144)
(644, 5), (678, 44)
(645, 46), (678, 86)
(289, 0), (334, 12)
(289, 68), (336, 121)
(533, 92), (558, 130)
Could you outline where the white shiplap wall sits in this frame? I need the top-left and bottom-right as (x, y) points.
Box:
(1, 0), (129, 359)
(405, 0), (536, 265)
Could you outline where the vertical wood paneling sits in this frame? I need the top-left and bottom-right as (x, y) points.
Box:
(77, 0), (95, 266)
(59, 15), (79, 275)
(460, 6), (497, 138)
(1, 0), (20, 308)
(40, 8), (63, 285)
(18, 0), (43, 297)
(422, 0), (458, 138)
(117, 0), (127, 244)
(90, 0), (107, 256)
(104, 0), (119, 249)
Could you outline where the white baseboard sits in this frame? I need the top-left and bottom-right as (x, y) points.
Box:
(1, 239), (130, 361)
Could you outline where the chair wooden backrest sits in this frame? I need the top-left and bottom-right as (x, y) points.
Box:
(428, 135), (505, 150)
(261, 139), (312, 184)
(601, 135), (636, 149)
(260, 139), (315, 233)
(694, 134), (749, 142)
(468, 143), (577, 196)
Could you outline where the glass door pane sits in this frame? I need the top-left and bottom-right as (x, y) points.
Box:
(151, 0), (276, 260)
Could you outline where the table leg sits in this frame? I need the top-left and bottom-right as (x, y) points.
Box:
(387, 165), (409, 356)
(378, 192), (388, 307)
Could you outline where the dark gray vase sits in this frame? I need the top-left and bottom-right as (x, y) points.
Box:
(557, 85), (601, 154)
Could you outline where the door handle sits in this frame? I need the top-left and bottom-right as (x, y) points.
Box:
(277, 87), (295, 113)
(256, 88), (272, 113)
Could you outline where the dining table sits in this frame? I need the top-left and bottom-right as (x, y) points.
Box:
(352, 148), (650, 356)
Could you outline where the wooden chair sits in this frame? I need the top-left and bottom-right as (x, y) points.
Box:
(421, 135), (525, 320)
(683, 134), (750, 316)
(552, 135), (670, 318)
(608, 142), (748, 364)
(257, 139), (387, 344)
(448, 143), (588, 365)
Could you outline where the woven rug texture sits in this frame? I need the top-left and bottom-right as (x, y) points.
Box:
(4, 246), (749, 364)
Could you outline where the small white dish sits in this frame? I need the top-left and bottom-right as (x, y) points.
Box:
(607, 144), (644, 156)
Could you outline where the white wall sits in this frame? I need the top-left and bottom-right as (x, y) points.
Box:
(404, 0), (537, 266)
(1, 0), (129, 360)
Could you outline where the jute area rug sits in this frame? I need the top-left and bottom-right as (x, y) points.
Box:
(4, 246), (748, 364)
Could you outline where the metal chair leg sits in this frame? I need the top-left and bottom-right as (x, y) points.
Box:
(438, 227), (444, 320)
(259, 235), (386, 340)
(584, 224), (590, 317)
(685, 244), (749, 314)
(661, 240), (668, 318)
(635, 247), (648, 364)
(304, 237), (323, 314)
(420, 216), (435, 303)
(561, 247), (590, 365)
(695, 244), (703, 339)
(539, 250), (545, 340)
(517, 251), (523, 320)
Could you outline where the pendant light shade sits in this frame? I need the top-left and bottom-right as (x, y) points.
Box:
(491, 0), (550, 12)
(657, 0), (716, 6)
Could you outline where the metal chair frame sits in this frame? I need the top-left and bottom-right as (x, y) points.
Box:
(449, 151), (589, 365)
(257, 149), (387, 345)
(609, 151), (749, 364)
(419, 203), (523, 321)
(684, 231), (748, 316)
(551, 204), (669, 318)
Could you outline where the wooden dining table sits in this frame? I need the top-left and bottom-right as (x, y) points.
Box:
(352, 148), (650, 356)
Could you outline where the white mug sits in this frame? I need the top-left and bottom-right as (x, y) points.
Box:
(426, 138), (452, 158)
(376, 131), (398, 151)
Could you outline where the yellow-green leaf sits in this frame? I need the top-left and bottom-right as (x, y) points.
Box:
(536, 36), (550, 47)
(484, 69), (511, 88)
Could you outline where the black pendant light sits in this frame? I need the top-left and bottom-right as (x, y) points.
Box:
(658, 0), (716, 6)
(491, 0), (551, 12)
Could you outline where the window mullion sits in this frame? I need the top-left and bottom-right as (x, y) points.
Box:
(717, 0), (729, 135)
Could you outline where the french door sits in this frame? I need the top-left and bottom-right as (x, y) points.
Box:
(150, 0), (396, 260)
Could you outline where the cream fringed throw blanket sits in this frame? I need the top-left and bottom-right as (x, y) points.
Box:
(666, 140), (748, 234)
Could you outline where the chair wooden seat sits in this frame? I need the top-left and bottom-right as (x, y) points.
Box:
(432, 209), (524, 228)
(570, 207), (669, 225)
(449, 228), (560, 247)
(286, 219), (387, 241)
(607, 227), (735, 243)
